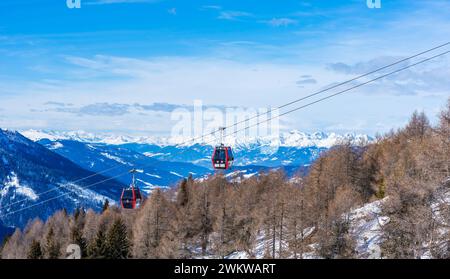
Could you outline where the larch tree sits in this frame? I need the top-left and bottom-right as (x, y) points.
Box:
(133, 188), (176, 258)
(189, 183), (213, 257)
(285, 185), (313, 259)
(0, 229), (24, 259)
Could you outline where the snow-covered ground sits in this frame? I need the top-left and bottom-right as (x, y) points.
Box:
(0, 173), (39, 201)
(60, 182), (114, 206)
(223, 192), (450, 259)
(145, 173), (162, 179)
(100, 152), (131, 165)
(226, 227), (317, 259)
(222, 199), (389, 259)
(170, 171), (184, 177)
(348, 199), (389, 259)
(49, 142), (64, 150)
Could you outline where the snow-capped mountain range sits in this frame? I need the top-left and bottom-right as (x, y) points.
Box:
(22, 129), (372, 171)
(21, 129), (372, 149)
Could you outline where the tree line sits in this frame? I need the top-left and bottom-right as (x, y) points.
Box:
(1, 98), (449, 259)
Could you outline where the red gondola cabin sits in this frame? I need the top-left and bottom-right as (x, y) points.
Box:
(212, 144), (234, 170)
(120, 169), (143, 209)
(120, 185), (143, 209)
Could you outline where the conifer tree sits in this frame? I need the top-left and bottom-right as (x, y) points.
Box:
(177, 179), (189, 208)
(106, 217), (131, 259)
(74, 207), (81, 221)
(27, 240), (43, 259)
(87, 225), (108, 259)
(45, 227), (61, 259)
(71, 224), (87, 258)
(102, 199), (110, 213)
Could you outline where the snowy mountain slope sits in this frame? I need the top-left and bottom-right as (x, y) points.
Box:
(119, 142), (325, 169)
(347, 199), (389, 259)
(0, 129), (125, 228)
(37, 139), (307, 192)
(37, 139), (212, 193)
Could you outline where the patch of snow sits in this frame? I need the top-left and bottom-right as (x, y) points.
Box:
(100, 152), (130, 165)
(0, 172), (39, 201)
(49, 142), (64, 150)
(136, 179), (153, 187)
(21, 129), (60, 141)
(136, 179), (168, 194)
(170, 171), (184, 178)
(226, 251), (248, 259)
(348, 199), (387, 259)
(59, 182), (114, 205)
(243, 173), (256, 179)
(146, 173), (162, 179)
(86, 144), (96, 150)
(143, 152), (165, 157)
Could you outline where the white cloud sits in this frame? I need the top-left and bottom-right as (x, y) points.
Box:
(201, 5), (222, 10)
(263, 18), (298, 27)
(218, 11), (252, 20)
(0, 55), (328, 134)
(2, 51), (448, 136)
(327, 54), (450, 96)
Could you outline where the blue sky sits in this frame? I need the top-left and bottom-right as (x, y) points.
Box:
(0, 0), (449, 136)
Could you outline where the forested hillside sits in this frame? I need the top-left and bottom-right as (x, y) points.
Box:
(1, 99), (449, 259)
